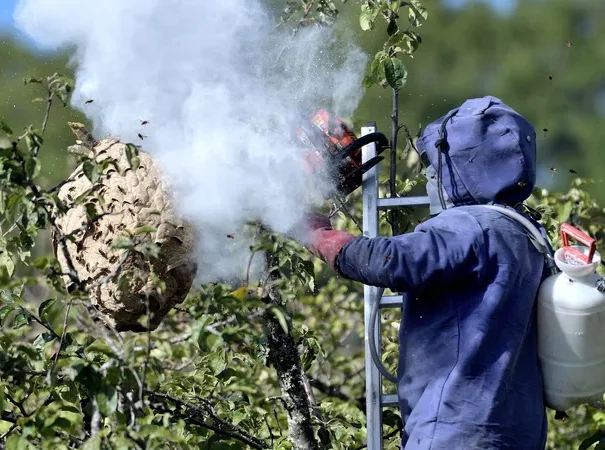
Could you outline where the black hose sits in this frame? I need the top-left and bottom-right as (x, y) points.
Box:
(336, 132), (389, 160)
(369, 287), (398, 384)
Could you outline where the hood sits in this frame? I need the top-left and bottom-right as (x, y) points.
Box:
(417, 96), (537, 215)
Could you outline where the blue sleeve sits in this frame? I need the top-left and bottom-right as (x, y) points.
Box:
(336, 211), (487, 293)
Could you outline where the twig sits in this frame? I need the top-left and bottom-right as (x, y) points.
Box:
(141, 295), (152, 391)
(273, 409), (283, 437)
(146, 391), (268, 449)
(332, 194), (362, 233)
(274, 2), (314, 64)
(20, 306), (62, 341)
(390, 88), (399, 200)
(0, 423), (17, 439)
(41, 90), (54, 137)
(0, 411), (17, 424)
(5, 393), (27, 417)
(245, 250), (256, 288)
(388, 87), (402, 236)
(307, 376), (365, 412)
(47, 297), (74, 383)
(264, 415), (275, 447)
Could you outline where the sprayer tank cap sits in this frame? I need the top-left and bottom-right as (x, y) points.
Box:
(554, 245), (601, 277)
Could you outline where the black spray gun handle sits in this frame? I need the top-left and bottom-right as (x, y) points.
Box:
(334, 132), (389, 160)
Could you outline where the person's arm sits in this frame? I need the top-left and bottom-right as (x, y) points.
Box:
(336, 212), (487, 293)
(299, 211), (486, 293)
(298, 213), (357, 272)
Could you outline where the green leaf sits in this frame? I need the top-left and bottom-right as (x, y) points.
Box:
(0, 250), (15, 279)
(557, 201), (573, 222)
(301, 260), (315, 278)
(23, 76), (42, 85)
(82, 160), (99, 184)
(384, 58), (408, 89)
(111, 236), (133, 249)
(117, 273), (131, 292)
(270, 306), (289, 333)
(32, 256), (50, 270)
(359, 3), (374, 31)
(38, 298), (56, 321)
(5, 434), (33, 450)
(125, 143), (140, 170)
(0, 289), (15, 305)
(25, 132), (43, 152)
(134, 225), (156, 235)
(24, 156), (41, 179)
(0, 305), (14, 326)
(228, 287), (248, 302)
(408, 0), (428, 27)
(33, 332), (56, 348)
(84, 202), (98, 220)
(86, 340), (118, 357)
(31, 97), (45, 103)
(81, 436), (102, 450)
(13, 312), (31, 329)
(580, 430), (605, 450)
(97, 385), (118, 415)
(363, 53), (386, 88)
(0, 121), (13, 136)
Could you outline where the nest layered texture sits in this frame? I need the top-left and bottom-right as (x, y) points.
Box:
(52, 137), (197, 332)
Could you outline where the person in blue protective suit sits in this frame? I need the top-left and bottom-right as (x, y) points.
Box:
(295, 96), (549, 449)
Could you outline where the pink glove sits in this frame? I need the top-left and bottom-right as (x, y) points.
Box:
(298, 213), (357, 272)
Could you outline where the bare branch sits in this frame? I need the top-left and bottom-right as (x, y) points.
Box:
(41, 90), (54, 137)
(146, 391), (268, 449)
(47, 297), (75, 382)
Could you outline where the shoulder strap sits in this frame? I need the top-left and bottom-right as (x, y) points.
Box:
(478, 204), (558, 275)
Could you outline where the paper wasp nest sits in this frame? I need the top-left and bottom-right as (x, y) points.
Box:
(52, 123), (198, 332)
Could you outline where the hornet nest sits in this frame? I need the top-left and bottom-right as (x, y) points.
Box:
(51, 122), (198, 332)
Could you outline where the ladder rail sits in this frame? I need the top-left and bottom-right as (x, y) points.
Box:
(361, 123), (384, 450)
(361, 122), (431, 450)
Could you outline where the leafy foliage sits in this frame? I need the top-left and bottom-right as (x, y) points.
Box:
(360, 0), (426, 89)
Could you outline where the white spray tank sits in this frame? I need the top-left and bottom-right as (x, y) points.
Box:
(537, 223), (605, 412)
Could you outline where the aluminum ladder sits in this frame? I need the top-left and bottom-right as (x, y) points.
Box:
(360, 122), (430, 449)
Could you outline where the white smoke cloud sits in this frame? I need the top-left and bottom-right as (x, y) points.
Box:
(14, 0), (368, 283)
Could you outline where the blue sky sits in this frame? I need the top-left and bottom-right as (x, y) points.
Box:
(0, 0), (516, 33)
(0, 0), (17, 28)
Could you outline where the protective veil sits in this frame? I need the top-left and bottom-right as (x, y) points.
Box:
(336, 96), (548, 449)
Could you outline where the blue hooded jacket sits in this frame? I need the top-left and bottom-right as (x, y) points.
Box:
(336, 96), (548, 449)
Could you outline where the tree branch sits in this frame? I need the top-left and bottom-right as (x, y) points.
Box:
(41, 90), (54, 137)
(307, 376), (365, 412)
(388, 87), (403, 236)
(146, 391), (268, 449)
(261, 250), (326, 450)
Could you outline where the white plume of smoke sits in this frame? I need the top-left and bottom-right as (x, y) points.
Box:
(14, 0), (368, 283)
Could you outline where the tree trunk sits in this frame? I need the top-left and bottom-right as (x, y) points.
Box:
(262, 251), (325, 450)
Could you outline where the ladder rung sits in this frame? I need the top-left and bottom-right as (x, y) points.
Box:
(381, 394), (399, 407)
(377, 196), (430, 210)
(380, 295), (403, 309)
